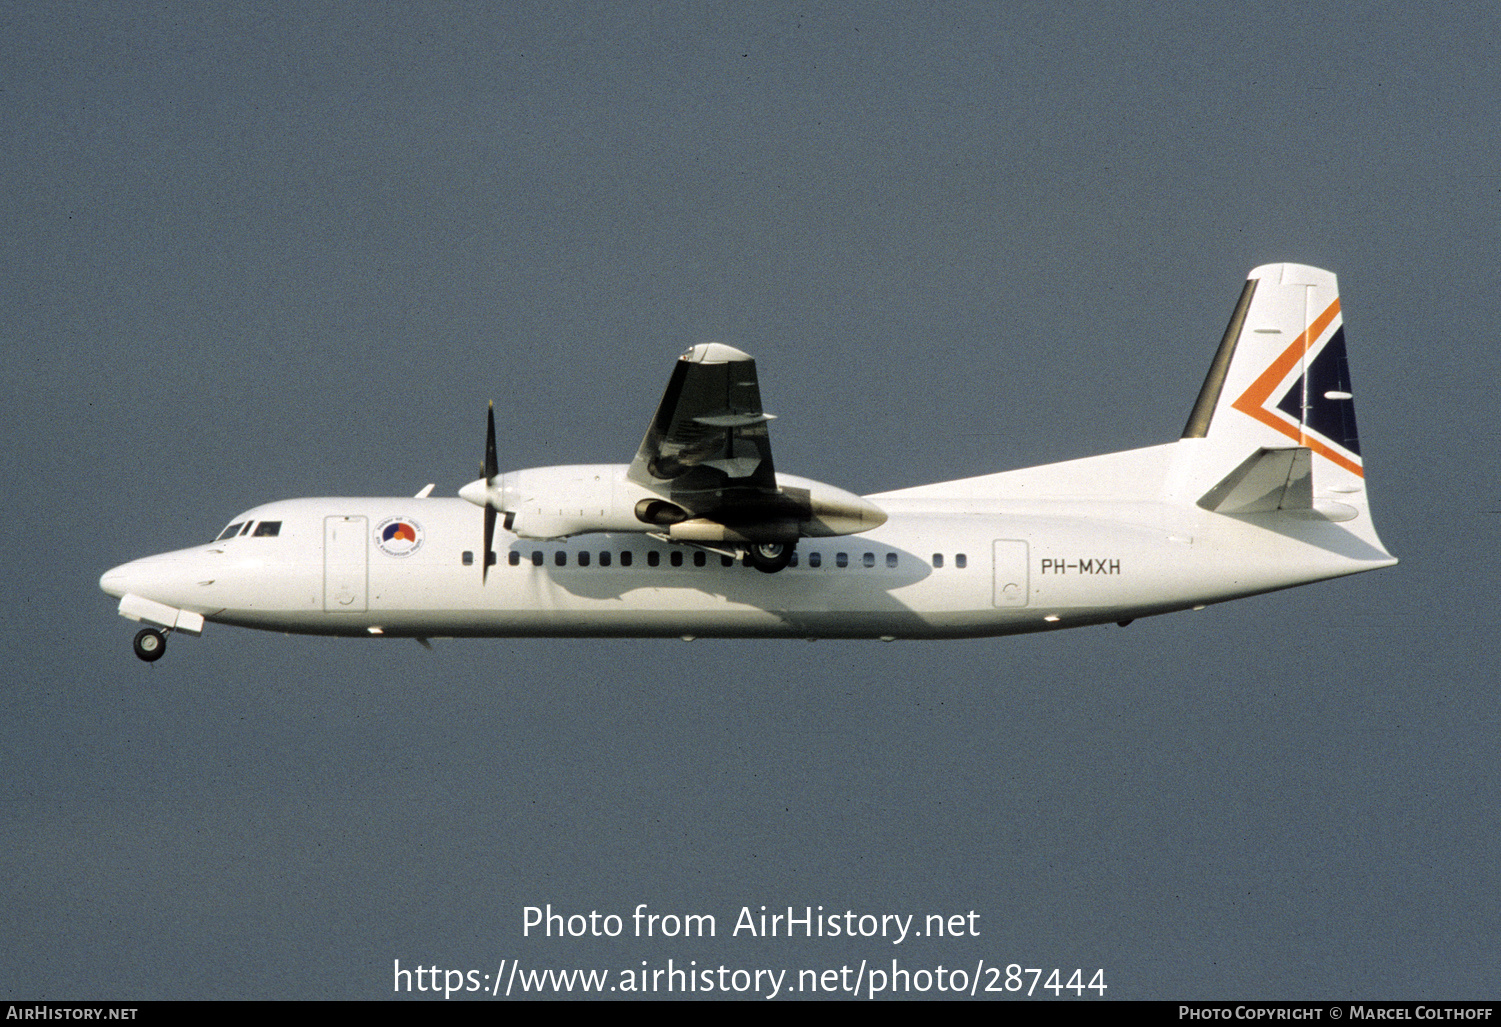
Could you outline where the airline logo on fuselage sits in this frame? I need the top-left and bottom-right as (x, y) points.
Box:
(375, 517), (424, 557)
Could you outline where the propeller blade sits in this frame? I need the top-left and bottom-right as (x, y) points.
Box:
(483, 504), (496, 583)
(485, 401), (499, 480)
(481, 402), (498, 582)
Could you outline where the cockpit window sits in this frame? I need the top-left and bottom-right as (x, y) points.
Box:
(239, 521), (254, 536)
(215, 522), (244, 541)
(253, 521), (282, 537)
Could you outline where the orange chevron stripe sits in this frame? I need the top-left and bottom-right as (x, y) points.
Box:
(1230, 297), (1363, 477)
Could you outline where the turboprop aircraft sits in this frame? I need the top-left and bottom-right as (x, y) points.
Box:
(101, 263), (1395, 661)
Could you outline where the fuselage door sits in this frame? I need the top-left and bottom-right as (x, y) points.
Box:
(324, 516), (368, 613)
(992, 539), (1030, 608)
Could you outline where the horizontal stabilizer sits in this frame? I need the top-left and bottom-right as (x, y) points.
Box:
(1197, 447), (1312, 514)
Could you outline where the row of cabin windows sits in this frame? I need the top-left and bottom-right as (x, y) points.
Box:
(214, 520), (282, 541)
(460, 549), (969, 570)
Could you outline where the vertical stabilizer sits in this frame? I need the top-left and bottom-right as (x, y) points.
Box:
(1169, 264), (1392, 559)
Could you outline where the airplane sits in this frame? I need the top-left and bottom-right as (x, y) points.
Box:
(101, 263), (1395, 662)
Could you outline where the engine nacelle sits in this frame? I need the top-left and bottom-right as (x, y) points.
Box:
(775, 473), (888, 537)
(461, 464), (886, 541)
(497, 465), (649, 539)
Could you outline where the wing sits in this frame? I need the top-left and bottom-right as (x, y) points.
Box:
(627, 343), (780, 514)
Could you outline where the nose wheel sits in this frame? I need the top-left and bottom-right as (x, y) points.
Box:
(132, 627), (167, 662)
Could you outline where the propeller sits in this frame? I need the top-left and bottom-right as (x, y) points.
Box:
(458, 402), (502, 582)
(482, 402), (498, 582)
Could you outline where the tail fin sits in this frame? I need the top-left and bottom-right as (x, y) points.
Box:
(1182, 263), (1361, 468)
(1170, 264), (1393, 557)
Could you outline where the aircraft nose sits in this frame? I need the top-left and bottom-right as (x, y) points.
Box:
(100, 562), (131, 598)
(99, 551), (199, 602)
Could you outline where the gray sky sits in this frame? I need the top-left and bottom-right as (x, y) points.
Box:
(3, 2), (1497, 1000)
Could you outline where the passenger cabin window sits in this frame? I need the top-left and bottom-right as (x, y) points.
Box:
(932, 554), (944, 568)
(253, 521), (281, 537)
(956, 553), (968, 569)
(447, 543), (926, 572)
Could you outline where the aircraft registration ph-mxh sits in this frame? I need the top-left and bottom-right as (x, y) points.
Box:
(102, 263), (1395, 662)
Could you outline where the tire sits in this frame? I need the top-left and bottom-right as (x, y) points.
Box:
(133, 628), (167, 662)
(746, 541), (794, 574)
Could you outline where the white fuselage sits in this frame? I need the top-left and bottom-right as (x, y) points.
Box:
(99, 470), (1384, 642)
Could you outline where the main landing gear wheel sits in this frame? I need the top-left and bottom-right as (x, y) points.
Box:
(746, 541), (794, 574)
(132, 627), (167, 662)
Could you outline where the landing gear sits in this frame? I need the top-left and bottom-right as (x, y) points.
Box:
(132, 627), (167, 662)
(746, 541), (794, 574)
